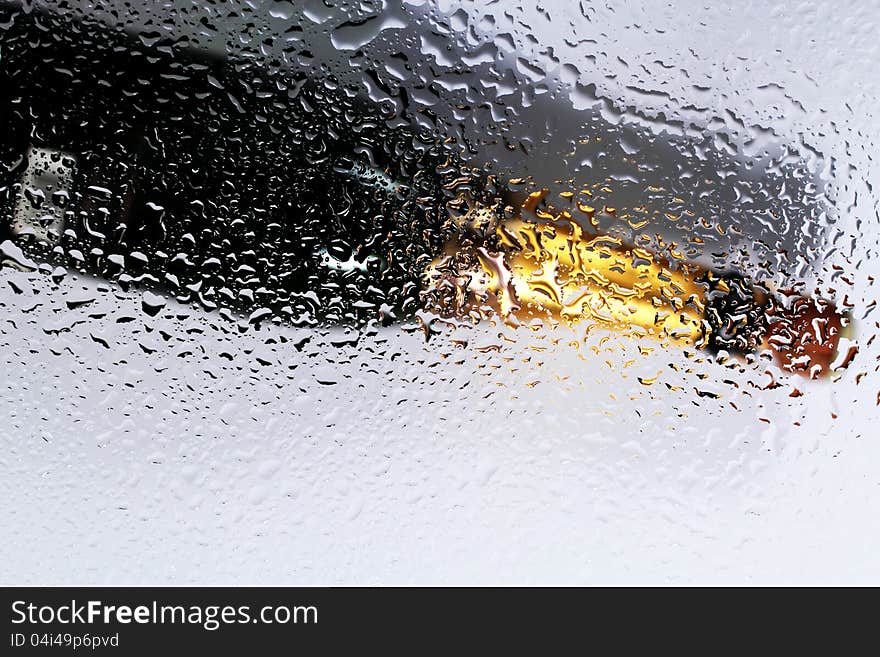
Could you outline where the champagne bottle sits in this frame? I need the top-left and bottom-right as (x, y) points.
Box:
(0, 6), (849, 378)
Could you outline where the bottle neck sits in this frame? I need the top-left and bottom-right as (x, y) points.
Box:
(422, 199), (847, 379)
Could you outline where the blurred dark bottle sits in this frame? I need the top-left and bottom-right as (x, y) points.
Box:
(0, 5), (850, 377)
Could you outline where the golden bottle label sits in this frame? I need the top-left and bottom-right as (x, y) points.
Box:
(426, 209), (708, 348)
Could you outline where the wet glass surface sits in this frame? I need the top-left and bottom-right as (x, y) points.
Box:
(1, 0), (879, 583)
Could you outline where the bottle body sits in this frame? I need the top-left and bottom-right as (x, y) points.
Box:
(0, 7), (468, 326)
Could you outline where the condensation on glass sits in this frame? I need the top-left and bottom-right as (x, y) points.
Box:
(1, 0), (878, 584)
